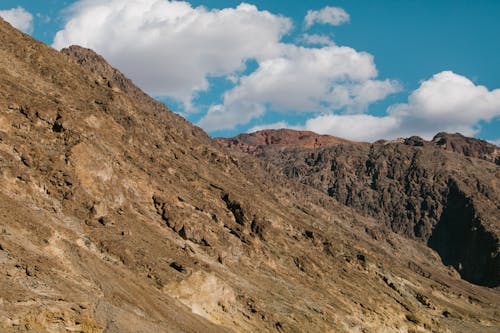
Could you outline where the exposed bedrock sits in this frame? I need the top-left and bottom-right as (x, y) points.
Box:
(220, 138), (500, 287)
(428, 182), (499, 287)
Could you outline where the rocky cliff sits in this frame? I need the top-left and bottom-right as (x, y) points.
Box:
(430, 132), (500, 165)
(219, 130), (500, 287)
(1, 18), (499, 333)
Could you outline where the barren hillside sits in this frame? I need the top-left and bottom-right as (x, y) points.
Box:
(0, 18), (499, 333)
(219, 130), (500, 288)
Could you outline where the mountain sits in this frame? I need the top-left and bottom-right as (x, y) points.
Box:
(218, 130), (500, 287)
(1, 18), (499, 333)
(373, 132), (499, 165)
(221, 129), (500, 165)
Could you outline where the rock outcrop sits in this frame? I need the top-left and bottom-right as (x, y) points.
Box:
(431, 132), (500, 165)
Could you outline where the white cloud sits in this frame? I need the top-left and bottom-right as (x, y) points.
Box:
(198, 102), (265, 132)
(304, 6), (350, 29)
(299, 71), (500, 142)
(298, 33), (335, 46)
(488, 139), (500, 147)
(198, 45), (400, 130)
(304, 114), (400, 142)
(0, 7), (34, 34)
(245, 114), (401, 142)
(53, 0), (291, 109)
(344, 79), (402, 112)
(222, 46), (379, 111)
(389, 71), (500, 125)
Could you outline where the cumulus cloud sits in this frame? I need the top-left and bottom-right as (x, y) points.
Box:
(303, 114), (400, 142)
(221, 46), (378, 111)
(389, 71), (500, 125)
(304, 6), (350, 29)
(198, 45), (400, 130)
(298, 71), (500, 141)
(298, 33), (335, 46)
(53, 0), (291, 108)
(198, 102), (265, 132)
(0, 6), (34, 34)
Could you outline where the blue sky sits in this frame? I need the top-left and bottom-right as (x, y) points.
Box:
(1, 0), (499, 143)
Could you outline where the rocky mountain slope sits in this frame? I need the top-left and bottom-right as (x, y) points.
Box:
(222, 130), (500, 165)
(374, 132), (500, 165)
(430, 132), (500, 165)
(1, 18), (500, 333)
(219, 130), (500, 288)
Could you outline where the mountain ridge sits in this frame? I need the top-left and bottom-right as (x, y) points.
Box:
(219, 129), (500, 287)
(218, 129), (500, 165)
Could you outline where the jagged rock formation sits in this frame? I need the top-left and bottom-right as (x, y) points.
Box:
(219, 130), (500, 287)
(431, 132), (500, 165)
(374, 132), (500, 165)
(1, 18), (500, 333)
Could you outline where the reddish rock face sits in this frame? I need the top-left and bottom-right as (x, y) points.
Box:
(216, 129), (353, 154)
(220, 130), (499, 165)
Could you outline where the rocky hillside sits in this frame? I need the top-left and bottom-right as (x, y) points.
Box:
(431, 132), (500, 165)
(374, 132), (500, 165)
(221, 129), (500, 165)
(219, 130), (500, 288)
(1, 18), (500, 333)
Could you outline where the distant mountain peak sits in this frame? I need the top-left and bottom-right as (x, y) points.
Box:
(431, 132), (499, 165)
